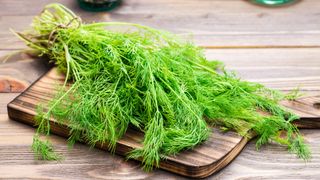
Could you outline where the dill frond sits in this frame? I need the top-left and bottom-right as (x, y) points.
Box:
(15, 3), (311, 170)
(32, 135), (62, 161)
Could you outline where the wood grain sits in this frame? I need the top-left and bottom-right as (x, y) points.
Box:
(0, 76), (28, 92)
(8, 68), (251, 178)
(213, 130), (320, 180)
(1, 0), (320, 49)
(0, 52), (50, 92)
(0, 93), (19, 113)
(1, 0), (320, 179)
(206, 48), (320, 92)
(7, 65), (320, 178)
(0, 114), (177, 180)
(1, 112), (320, 179)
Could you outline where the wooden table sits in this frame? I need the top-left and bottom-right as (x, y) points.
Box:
(1, 0), (320, 179)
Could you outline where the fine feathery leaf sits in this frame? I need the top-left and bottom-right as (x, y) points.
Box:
(15, 3), (310, 170)
(32, 134), (62, 161)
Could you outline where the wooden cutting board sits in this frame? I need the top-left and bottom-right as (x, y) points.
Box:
(7, 68), (320, 178)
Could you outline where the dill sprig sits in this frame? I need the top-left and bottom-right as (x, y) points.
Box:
(15, 3), (310, 170)
(32, 134), (62, 161)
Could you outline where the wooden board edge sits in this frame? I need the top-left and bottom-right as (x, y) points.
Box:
(6, 67), (319, 178)
(294, 118), (320, 129)
(4, 68), (250, 178)
(7, 100), (249, 178)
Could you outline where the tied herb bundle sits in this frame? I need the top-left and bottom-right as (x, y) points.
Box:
(15, 3), (310, 170)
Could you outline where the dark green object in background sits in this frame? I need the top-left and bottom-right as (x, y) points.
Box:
(250, 0), (298, 6)
(77, 0), (121, 12)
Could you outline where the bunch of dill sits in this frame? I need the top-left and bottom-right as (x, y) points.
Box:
(14, 3), (310, 170)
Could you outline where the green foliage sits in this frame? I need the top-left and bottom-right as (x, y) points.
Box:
(284, 87), (304, 101)
(15, 3), (310, 170)
(32, 135), (62, 161)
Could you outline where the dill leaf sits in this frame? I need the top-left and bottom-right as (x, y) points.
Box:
(32, 135), (62, 161)
(14, 3), (311, 170)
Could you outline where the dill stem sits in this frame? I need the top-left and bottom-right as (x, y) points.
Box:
(15, 3), (310, 169)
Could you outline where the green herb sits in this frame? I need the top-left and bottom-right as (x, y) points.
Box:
(285, 87), (304, 101)
(32, 135), (62, 161)
(14, 3), (310, 170)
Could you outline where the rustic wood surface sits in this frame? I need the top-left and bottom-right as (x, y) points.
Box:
(6, 67), (320, 178)
(4, 67), (254, 178)
(0, 0), (320, 179)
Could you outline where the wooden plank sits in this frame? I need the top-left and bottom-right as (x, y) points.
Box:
(214, 130), (320, 179)
(0, 114), (176, 179)
(205, 48), (320, 68)
(206, 48), (320, 91)
(1, 112), (320, 179)
(7, 65), (320, 177)
(1, 0), (320, 49)
(7, 68), (250, 178)
(0, 93), (19, 113)
(0, 52), (51, 92)
(281, 97), (320, 128)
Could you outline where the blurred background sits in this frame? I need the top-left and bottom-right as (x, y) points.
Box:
(1, 0), (319, 90)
